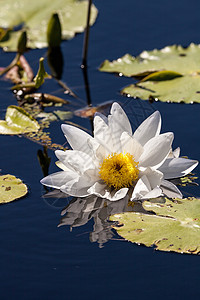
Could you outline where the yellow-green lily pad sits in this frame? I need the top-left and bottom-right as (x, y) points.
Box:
(0, 0), (98, 51)
(110, 198), (200, 254)
(100, 44), (200, 77)
(0, 105), (40, 134)
(0, 174), (28, 204)
(122, 76), (200, 103)
(100, 43), (200, 103)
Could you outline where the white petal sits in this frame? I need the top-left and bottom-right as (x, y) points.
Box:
(133, 111), (161, 146)
(173, 147), (180, 158)
(141, 187), (162, 199)
(139, 132), (174, 169)
(87, 181), (128, 201)
(84, 168), (100, 181)
(141, 167), (163, 189)
(60, 175), (95, 197)
(120, 132), (143, 161)
(159, 157), (198, 179)
(94, 112), (108, 124)
(131, 169), (163, 200)
(131, 175), (151, 200)
(87, 182), (107, 197)
(108, 102), (132, 152)
(55, 161), (71, 171)
(87, 138), (102, 163)
(110, 102), (132, 135)
(55, 150), (94, 174)
(161, 180), (183, 198)
(61, 124), (93, 154)
(40, 171), (78, 189)
(94, 144), (109, 162)
(93, 114), (113, 153)
(108, 188), (129, 201)
(167, 147), (180, 159)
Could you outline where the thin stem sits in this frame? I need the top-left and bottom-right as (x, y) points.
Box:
(82, 66), (94, 133)
(82, 66), (92, 106)
(81, 0), (92, 68)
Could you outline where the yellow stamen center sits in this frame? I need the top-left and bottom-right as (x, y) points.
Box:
(99, 152), (139, 190)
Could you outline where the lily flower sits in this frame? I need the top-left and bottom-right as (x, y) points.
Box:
(41, 103), (198, 201)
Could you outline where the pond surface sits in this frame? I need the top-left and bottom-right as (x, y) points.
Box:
(0, 0), (200, 299)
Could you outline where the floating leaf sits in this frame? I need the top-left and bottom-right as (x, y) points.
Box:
(0, 105), (40, 134)
(100, 44), (200, 77)
(110, 198), (200, 254)
(0, 174), (28, 204)
(122, 76), (200, 103)
(0, 0), (98, 51)
(100, 43), (200, 103)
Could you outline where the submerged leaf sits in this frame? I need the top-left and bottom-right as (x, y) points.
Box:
(100, 44), (200, 103)
(110, 198), (200, 254)
(0, 174), (28, 204)
(37, 110), (72, 122)
(0, 0), (98, 51)
(0, 105), (40, 134)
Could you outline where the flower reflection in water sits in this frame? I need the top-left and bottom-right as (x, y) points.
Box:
(57, 194), (149, 247)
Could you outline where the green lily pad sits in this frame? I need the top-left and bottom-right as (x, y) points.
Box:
(122, 76), (200, 103)
(0, 105), (40, 134)
(0, 174), (28, 204)
(99, 43), (200, 103)
(100, 44), (200, 77)
(110, 198), (200, 254)
(0, 0), (98, 51)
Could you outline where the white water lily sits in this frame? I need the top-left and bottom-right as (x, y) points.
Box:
(41, 103), (198, 201)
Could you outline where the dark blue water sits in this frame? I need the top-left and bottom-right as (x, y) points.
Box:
(0, 0), (200, 299)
